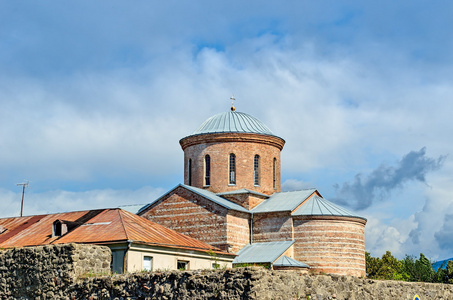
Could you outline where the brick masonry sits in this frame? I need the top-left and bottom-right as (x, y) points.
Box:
(293, 216), (366, 277)
(226, 211), (251, 253)
(140, 126), (368, 277)
(221, 193), (267, 210)
(140, 186), (250, 252)
(252, 212), (293, 243)
(180, 132), (284, 195)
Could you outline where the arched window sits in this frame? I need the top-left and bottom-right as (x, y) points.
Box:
(229, 153), (236, 185)
(254, 155), (260, 186)
(273, 157), (277, 189)
(205, 155), (211, 186)
(188, 159), (192, 186)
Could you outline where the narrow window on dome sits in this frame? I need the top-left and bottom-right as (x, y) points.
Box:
(254, 155), (260, 186)
(229, 153), (236, 185)
(273, 157), (277, 189)
(205, 155), (211, 186)
(188, 159), (192, 186)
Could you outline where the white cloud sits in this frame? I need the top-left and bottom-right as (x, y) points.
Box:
(1, 1), (453, 260)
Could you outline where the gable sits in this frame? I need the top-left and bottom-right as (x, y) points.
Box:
(139, 184), (250, 216)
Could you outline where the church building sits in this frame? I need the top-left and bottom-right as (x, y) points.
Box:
(139, 102), (367, 276)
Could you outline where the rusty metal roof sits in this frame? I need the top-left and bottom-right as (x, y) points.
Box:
(0, 209), (233, 255)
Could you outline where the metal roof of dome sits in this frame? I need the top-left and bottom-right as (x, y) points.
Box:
(188, 111), (276, 137)
(292, 195), (367, 220)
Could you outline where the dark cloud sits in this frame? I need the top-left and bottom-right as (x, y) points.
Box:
(333, 147), (445, 210)
(435, 214), (453, 250)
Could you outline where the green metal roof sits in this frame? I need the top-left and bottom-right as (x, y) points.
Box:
(273, 256), (310, 268)
(217, 189), (269, 198)
(138, 184), (250, 214)
(292, 195), (367, 220)
(233, 240), (294, 264)
(251, 189), (316, 213)
(186, 111), (277, 137)
(139, 186), (365, 220)
(118, 204), (147, 214)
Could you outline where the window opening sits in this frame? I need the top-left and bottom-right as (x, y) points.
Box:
(205, 155), (211, 186)
(254, 155), (260, 186)
(177, 260), (189, 270)
(273, 157), (277, 189)
(143, 256), (153, 271)
(229, 153), (236, 185)
(188, 159), (192, 186)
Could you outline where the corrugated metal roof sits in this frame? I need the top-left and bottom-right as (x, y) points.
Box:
(217, 189), (269, 198)
(292, 195), (367, 220)
(251, 189), (317, 213)
(139, 184), (250, 214)
(187, 111), (276, 137)
(118, 204), (147, 214)
(182, 185), (250, 212)
(273, 256), (310, 268)
(0, 209), (234, 255)
(233, 241), (294, 264)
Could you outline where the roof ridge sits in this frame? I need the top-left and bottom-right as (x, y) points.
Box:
(117, 209), (130, 241)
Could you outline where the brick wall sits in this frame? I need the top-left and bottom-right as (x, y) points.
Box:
(293, 216), (366, 277)
(220, 193), (267, 210)
(226, 211), (250, 253)
(140, 186), (231, 250)
(180, 133), (284, 195)
(252, 212), (293, 243)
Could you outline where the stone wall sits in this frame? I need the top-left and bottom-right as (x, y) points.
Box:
(67, 267), (453, 300)
(1, 246), (453, 300)
(0, 243), (111, 300)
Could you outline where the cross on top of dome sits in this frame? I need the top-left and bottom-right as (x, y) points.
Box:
(230, 95), (236, 111)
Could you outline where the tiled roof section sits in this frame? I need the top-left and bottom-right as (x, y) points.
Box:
(216, 189), (269, 198)
(292, 195), (367, 220)
(233, 241), (294, 264)
(251, 189), (317, 213)
(273, 256), (310, 268)
(187, 111), (276, 137)
(0, 209), (234, 255)
(139, 184), (250, 214)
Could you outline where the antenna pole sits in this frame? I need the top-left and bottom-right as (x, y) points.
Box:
(17, 182), (29, 217)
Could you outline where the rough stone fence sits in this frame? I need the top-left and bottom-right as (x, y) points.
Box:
(1, 244), (453, 299)
(0, 243), (111, 299)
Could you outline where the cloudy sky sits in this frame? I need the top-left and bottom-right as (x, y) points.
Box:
(1, 1), (452, 261)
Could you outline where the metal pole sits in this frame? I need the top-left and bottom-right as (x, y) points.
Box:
(17, 182), (29, 217)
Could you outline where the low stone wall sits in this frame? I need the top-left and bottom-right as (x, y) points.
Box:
(68, 268), (453, 300)
(1, 244), (452, 299)
(0, 243), (111, 299)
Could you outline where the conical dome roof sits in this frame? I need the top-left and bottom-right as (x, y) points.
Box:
(187, 111), (276, 137)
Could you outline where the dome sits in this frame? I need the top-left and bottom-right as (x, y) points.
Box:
(188, 111), (276, 137)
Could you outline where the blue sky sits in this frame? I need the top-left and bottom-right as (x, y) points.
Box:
(1, 1), (453, 260)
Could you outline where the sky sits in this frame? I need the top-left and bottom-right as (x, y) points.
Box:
(1, 1), (452, 261)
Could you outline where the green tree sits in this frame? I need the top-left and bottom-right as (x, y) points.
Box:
(402, 255), (416, 281)
(376, 251), (407, 281)
(414, 253), (435, 282)
(365, 252), (381, 278)
(447, 260), (453, 283)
